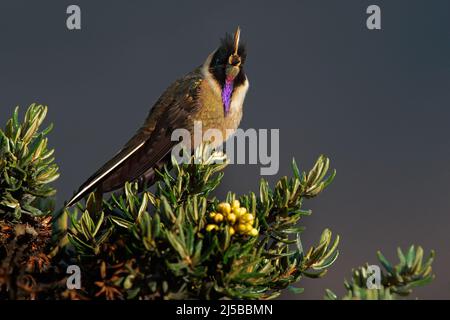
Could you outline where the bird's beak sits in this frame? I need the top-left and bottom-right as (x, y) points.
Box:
(226, 26), (242, 80)
(233, 26), (241, 56)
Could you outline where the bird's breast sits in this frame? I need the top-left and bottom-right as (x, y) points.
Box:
(194, 77), (249, 147)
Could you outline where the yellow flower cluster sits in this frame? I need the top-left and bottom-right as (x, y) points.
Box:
(206, 200), (258, 237)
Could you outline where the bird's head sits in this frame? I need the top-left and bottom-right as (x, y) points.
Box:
(206, 27), (248, 115)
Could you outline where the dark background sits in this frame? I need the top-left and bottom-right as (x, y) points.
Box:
(1, 0), (449, 299)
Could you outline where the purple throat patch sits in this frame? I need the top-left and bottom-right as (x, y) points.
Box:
(222, 79), (234, 115)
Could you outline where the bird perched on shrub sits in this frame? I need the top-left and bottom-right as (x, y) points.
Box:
(67, 27), (249, 207)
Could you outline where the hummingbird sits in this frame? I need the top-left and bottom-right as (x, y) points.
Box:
(66, 27), (249, 207)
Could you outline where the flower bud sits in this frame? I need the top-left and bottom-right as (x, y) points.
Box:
(241, 213), (254, 223)
(218, 202), (231, 215)
(237, 224), (247, 233)
(227, 213), (237, 224)
(206, 224), (218, 232)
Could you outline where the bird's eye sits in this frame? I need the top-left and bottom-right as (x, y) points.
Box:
(215, 55), (226, 65)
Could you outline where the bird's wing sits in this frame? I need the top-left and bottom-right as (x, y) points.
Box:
(66, 70), (203, 207)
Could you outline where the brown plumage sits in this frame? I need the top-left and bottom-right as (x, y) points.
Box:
(66, 27), (249, 207)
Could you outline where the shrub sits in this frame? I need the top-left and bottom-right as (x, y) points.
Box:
(0, 104), (435, 300)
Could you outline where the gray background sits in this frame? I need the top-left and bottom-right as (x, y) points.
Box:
(1, 0), (449, 299)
